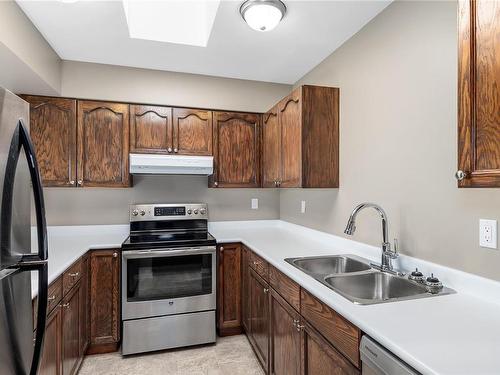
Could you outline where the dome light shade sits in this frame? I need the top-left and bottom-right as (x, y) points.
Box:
(240, 0), (286, 32)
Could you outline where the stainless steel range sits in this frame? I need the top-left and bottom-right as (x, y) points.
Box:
(121, 203), (216, 355)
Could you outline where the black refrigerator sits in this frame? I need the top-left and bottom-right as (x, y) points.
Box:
(0, 87), (49, 375)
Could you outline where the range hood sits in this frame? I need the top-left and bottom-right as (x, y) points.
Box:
(130, 154), (213, 175)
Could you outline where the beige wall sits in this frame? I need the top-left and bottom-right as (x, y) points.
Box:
(280, 0), (500, 281)
(61, 61), (290, 113)
(43, 176), (279, 225)
(41, 61), (289, 225)
(0, 1), (61, 94)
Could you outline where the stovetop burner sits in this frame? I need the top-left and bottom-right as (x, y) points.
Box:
(122, 203), (216, 250)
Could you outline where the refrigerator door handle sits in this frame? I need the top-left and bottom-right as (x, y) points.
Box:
(18, 120), (48, 263)
(29, 263), (48, 375)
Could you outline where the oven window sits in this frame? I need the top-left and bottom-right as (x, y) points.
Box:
(127, 254), (212, 302)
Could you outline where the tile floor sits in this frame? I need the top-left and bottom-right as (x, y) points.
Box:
(78, 335), (264, 375)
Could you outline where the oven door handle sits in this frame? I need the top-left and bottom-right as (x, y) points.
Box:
(122, 247), (216, 259)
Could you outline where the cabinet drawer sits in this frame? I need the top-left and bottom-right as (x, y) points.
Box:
(47, 276), (63, 313)
(269, 266), (300, 312)
(301, 289), (361, 368)
(63, 259), (82, 295)
(249, 251), (269, 281)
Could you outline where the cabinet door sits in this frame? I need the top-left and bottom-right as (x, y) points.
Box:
(262, 105), (281, 188)
(173, 108), (213, 156)
(89, 249), (120, 354)
(62, 282), (81, 375)
(301, 322), (359, 375)
(39, 306), (62, 375)
(212, 111), (260, 188)
(217, 243), (242, 336)
(79, 255), (89, 355)
(250, 269), (270, 373)
(458, 0), (500, 187)
(130, 105), (172, 154)
(77, 101), (130, 187)
(23, 96), (77, 187)
(241, 246), (251, 333)
(279, 88), (302, 188)
(270, 289), (301, 375)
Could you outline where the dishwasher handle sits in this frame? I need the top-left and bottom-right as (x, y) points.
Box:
(360, 336), (419, 375)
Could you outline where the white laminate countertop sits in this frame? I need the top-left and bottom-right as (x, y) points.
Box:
(32, 220), (500, 374)
(30, 224), (129, 297)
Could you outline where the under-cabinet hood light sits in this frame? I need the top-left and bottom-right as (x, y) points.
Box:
(240, 0), (286, 32)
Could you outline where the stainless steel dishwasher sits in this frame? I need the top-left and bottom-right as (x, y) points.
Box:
(360, 336), (420, 375)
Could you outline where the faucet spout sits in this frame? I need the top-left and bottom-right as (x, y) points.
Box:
(344, 203), (397, 272)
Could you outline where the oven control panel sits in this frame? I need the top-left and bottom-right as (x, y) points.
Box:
(130, 203), (208, 221)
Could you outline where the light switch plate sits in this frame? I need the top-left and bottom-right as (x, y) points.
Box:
(301, 200), (306, 214)
(479, 219), (497, 249)
(251, 198), (258, 210)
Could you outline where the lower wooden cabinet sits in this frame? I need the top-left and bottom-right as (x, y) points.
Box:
(270, 289), (301, 375)
(62, 282), (82, 375)
(241, 246), (251, 333)
(88, 249), (121, 354)
(79, 255), (89, 355)
(217, 243), (242, 336)
(249, 268), (270, 373)
(302, 322), (359, 375)
(38, 306), (62, 375)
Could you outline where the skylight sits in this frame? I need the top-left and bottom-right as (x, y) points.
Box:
(122, 0), (220, 47)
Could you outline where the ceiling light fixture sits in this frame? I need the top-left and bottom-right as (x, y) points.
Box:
(240, 0), (286, 32)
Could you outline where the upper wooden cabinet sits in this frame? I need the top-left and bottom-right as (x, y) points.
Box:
(22, 96), (77, 187)
(130, 105), (172, 154)
(262, 85), (339, 188)
(173, 108), (213, 155)
(211, 111), (261, 188)
(458, 0), (500, 187)
(77, 101), (130, 187)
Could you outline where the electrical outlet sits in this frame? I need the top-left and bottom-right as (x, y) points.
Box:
(479, 219), (497, 249)
(251, 198), (258, 210)
(301, 200), (306, 214)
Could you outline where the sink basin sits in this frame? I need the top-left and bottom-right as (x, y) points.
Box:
(285, 255), (371, 276)
(324, 272), (430, 304)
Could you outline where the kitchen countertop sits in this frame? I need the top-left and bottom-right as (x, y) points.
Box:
(32, 220), (500, 374)
(30, 224), (129, 297)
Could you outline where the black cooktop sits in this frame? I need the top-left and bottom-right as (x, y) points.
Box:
(122, 230), (216, 250)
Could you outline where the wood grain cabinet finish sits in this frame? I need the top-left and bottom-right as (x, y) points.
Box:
(249, 268), (271, 373)
(38, 306), (63, 375)
(301, 322), (359, 375)
(262, 105), (280, 187)
(270, 289), (301, 375)
(79, 255), (90, 355)
(22, 96), (77, 187)
(458, 0), (500, 187)
(61, 281), (81, 375)
(130, 105), (172, 154)
(77, 101), (130, 187)
(217, 243), (243, 336)
(241, 246), (251, 333)
(262, 85), (339, 188)
(88, 249), (121, 354)
(211, 111), (261, 188)
(173, 108), (213, 155)
(269, 266), (300, 312)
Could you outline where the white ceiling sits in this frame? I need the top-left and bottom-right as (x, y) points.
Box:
(16, 0), (391, 84)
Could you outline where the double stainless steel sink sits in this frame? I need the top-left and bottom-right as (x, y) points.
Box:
(285, 255), (454, 305)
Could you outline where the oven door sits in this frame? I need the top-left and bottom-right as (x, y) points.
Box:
(122, 246), (216, 320)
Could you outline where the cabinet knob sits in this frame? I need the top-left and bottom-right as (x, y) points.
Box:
(48, 295), (56, 301)
(167, 147), (173, 153)
(296, 324), (305, 332)
(263, 288), (269, 294)
(68, 180), (75, 185)
(455, 170), (468, 181)
(214, 182), (218, 187)
(77, 180), (83, 186)
(62, 303), (70, 309)
(220, 247), (224, 253)
(174, 148), (178, 153)
(113, 252), (118, 258)
(68, 272), (79, 277)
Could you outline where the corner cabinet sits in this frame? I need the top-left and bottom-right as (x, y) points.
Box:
(77, 101), (130, 187)
(22, 96), (77, 187)
(210, 111), (261, 188)
(457, 0), (500, 187)
(262, 86), (339, 188)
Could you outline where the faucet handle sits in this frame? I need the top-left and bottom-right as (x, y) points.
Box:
(385, 239), (399, 260)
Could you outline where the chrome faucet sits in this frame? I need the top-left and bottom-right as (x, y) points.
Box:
(344, 203), (401, 274)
